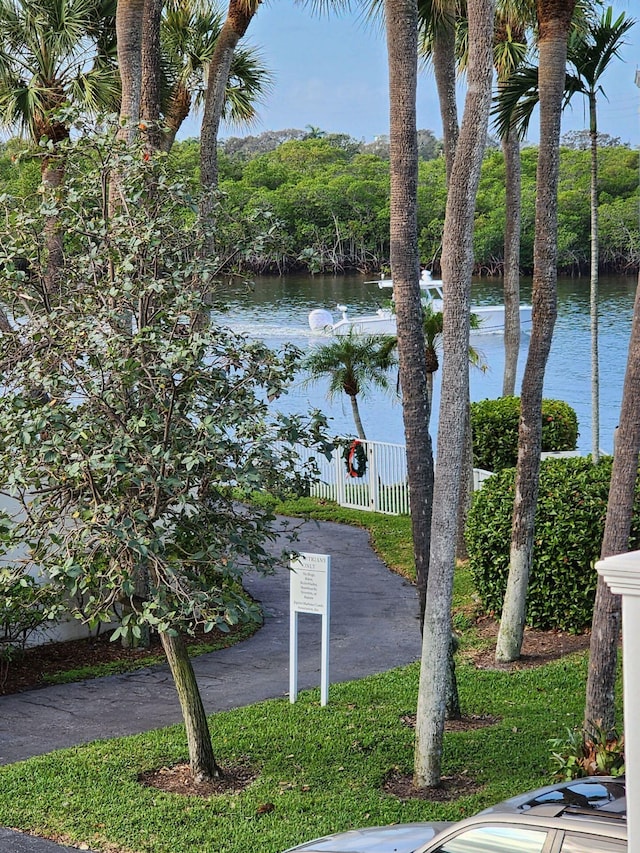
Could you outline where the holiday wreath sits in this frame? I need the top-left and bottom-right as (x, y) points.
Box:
(343, 439), (367, 478)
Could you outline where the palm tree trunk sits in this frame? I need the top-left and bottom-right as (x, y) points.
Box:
(585, 273), (640, 731)
(502, 127), (522, 397)
(160, 630), (222, 782)
(116, 0), (144, 141)
(414, 0), (494, 788)
(589, 91), (600, 462)
(385, 0), (434, 629)
(42, 158), (66, 301)
(432, 16), (459, 184)
(140, 0), (163, 151)
(349, 395), (367, 441)
(495, 2), (575, 663)
(200, 0), (258, 194)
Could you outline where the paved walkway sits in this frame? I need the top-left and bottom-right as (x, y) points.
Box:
(0, 518), (422, 852)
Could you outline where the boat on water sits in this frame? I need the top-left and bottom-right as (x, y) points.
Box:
(308, 271), (533, 337)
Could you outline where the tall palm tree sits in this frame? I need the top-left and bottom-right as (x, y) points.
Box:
(585, 271), (640, 733)
(414, 0), (495, 788)
(459, 3), (531, 396)
(418, 0), (461, 182)
(386, 0), (435, 649)
(0, 0), (118, 294)
(493, 11), (529, 397)
(303, 332), (396, 440)
(493, 6), (635, 459)
(495, 0), (578, 664)
(564, 8), (635, 462)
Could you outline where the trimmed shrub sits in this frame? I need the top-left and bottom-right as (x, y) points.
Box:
(466, 456), (640, 632)
(471, 396), (578, 472)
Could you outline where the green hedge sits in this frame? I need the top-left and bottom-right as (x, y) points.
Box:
(466, 456), (640, 632)
(471, 396), (578, 472)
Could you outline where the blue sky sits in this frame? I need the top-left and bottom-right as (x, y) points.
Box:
(180, 0), (640, 147)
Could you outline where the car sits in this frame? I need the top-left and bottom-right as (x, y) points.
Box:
(282, 776), (626, 853)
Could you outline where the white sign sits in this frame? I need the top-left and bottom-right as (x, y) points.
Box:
(290, 552), (329, 615)
(289, 552), (331, 706)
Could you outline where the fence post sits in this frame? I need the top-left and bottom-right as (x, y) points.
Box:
(367, 441), (378, 512)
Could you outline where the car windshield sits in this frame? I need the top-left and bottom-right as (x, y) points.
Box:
(521, 780), (626, 814)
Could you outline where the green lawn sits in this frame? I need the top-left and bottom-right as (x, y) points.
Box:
(0, 498), (614, 853)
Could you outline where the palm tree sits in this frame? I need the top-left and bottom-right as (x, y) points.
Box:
(161, 0), (271, 152)
(585, 271), (640, 734)
(386, 0), (435, 657)
(0, 0), (118, 293)
(493, 11), (529, 397)
(493, 6), (635, 459)
(418, 0), (461, 182)
(495, 0), (578, 664)
(199, 0), (262, 195)
(414, 0), (495, 788)
(415, 304), (486, 425)
(565, 8), (635, 462)
(303, 332), (397, 440)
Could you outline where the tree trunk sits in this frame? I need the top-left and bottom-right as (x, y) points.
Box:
(41, 157), (66, 301)
(160, 631), (222, 782)
(200, 0), (258, 194)
(140, 0), (163, 151)
(585, 272), (640, 731)
(495, 2), (575, 663)
(385, 0), (434, 628)
(589, 91), (600, 462)
(501, 127), (522, 397)
(349, 395), (367, 441)
(414, 0), (494, 788)
(432, 16), (459, 185)
(115, 0), (144, 141)
(455, 402), (473, 562)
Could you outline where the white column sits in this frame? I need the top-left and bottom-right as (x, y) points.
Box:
(596, 550), (640, 853)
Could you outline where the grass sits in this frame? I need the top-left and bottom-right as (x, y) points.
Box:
(0, 497), (618, 853)
(0, 654), (600, 853)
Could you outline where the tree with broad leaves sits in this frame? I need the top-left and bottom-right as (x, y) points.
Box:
(0, 125), (328, 785)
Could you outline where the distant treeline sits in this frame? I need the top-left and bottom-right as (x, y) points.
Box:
(2, 130), (637, 276)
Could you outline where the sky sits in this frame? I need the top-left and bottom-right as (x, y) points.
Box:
(179, 0), (640, 148)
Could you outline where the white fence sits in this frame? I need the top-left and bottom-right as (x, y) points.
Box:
(296, 439), (493, 516)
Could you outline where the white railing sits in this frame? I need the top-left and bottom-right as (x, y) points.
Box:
(293, 438), (493, 516)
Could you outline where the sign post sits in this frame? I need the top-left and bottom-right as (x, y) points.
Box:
(289, 552), (331, 706)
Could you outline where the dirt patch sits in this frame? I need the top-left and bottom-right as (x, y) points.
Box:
(400, 713), (500, 732)
(0, 622), (255, 696)
(139, 762), (258, 798)
(383, 770), (482, 802)
(466, 617), (591, 670)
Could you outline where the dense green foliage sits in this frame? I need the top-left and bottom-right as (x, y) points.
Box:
(1, 135), (637, 275)
(471, 397), (578, 472)
(466, 457), (640, 632)
(0, 125), (329, 644)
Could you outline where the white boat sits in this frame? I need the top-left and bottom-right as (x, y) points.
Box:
(308, 271), (533, 336)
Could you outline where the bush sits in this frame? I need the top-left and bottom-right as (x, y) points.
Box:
(471, 396), (578, 472)
(466, 456), (640, 632)
(549, 723), (625, 781)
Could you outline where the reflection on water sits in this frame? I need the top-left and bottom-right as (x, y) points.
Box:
(210, 273), (637, 455)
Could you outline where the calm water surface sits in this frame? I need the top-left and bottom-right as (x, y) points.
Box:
(210, 273), (638, 455)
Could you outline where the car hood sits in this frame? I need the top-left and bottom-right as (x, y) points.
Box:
(283, 822), (452, 852)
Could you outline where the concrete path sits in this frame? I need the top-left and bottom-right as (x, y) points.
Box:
(0, 518), (422, 851)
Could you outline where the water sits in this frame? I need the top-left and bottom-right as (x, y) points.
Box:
(210, 273), (638, 456)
